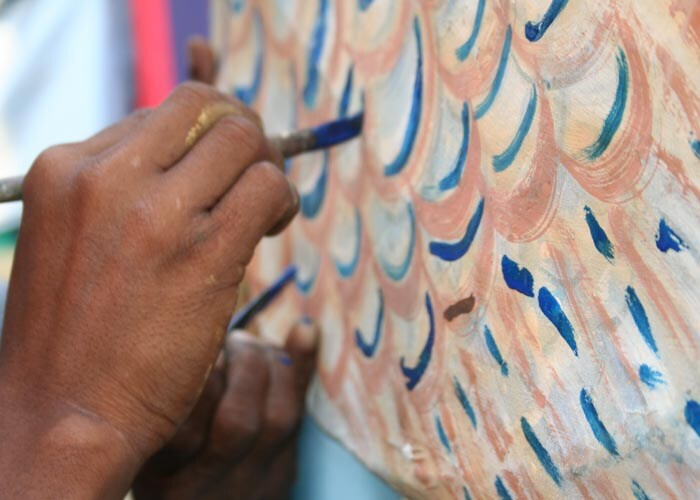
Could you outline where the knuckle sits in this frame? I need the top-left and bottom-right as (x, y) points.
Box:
(210, 408), (261, 454)
(217, 116), (267, 159)
(264, 408), (300, 441)
(24, 146), (73, 201)
(172, 81), (221, 109)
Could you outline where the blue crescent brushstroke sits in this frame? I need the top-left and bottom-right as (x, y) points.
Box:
(455, 0), (486, 61)
(525, 0), (569, 42)
(475, 26), (512, 120)
(384, 18), (423, 176)
(584, 49), (629, 160)
(631, 480), (652, 500)
(625, 286), (658, 356)
(484, 325), (509, 376)
(438, 103), (471, 191)
(520, 417), (563, 486)
(493, 85), (537, 172)
(463, 486), (472, 500)
(692, 139), (700, 159)
(584, 206), (615, 261)
(435, 416), (452, 454)
(501, 255), (535, 297)
(580, 388), (619, 456)
(299, 153), (329, 219)
(656, 218), (687, 253)
(358, 0), (374, 11)
(494, 476), (513, 500)
(229, 0), (245, 14)
(303, 0), (329, 109)
(686, 400), (700, 438)
(538, 287), (578, 356)
(429, 198), (485, 262)
(355, 289), (384, 357)
(400, 293), (435, 390)
(339, 66), (354, 117)
(379, 203), (415, 281)
(295, 267), (317, 295)
(234, 13), (264, 105)
(334, 209), (362, 278)
(454, 377), (477, 429)
(639, 364), (664, 389)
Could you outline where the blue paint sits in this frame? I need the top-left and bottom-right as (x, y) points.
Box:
(655, 218), (687, 253)
(631, 480), (652, 500)
(295, 271), (316, 295)
(639, 364), (664, 389)
(501, 255), (535, 297)
(580, 388), (619, 456)
(300, 153), (329, 219)
(379, 203), (415, 281)
(454, 377), (477, 429)
(277, 353), (293, 366)
(494, 476), (513, 500)
(355, 290), (384, 358)
(525, 0), (569, 42)
(692, 139), (700, 159)
(438, 103), (471, 191)
(385, 18), (423, 176)
(310, 112), (364, 151)
(475, 26), (512, 120)
(484, 325), (509, 376)
(625, 286), (658, 356)
(538, 287), (578, 356)
(234, 13), (264, 105)
(400, 293), (435, 390)
(429, 198), (485, 262)
(462, 486), (472, 500)
(303, 0), (329, 109)
(339, 67), (354, 117)
(229, 0), (245, 14)
(584, 206), (615, 261)
(227, 266), (296, 331)
(435, 416), (452, 453)
(358, 0), (374, 11)
(334, 209), (362, 278)
(584, 49), (628, 160)
(493, 85), (538, 172)
(686, 400), (700, 438)
(520, 417), (562, 486)
(455, 0), (486, 61)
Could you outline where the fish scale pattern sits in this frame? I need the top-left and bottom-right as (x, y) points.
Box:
(212, 0), (700, 497)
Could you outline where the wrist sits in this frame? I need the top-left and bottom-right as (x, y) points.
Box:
(0, 372), (143, 499)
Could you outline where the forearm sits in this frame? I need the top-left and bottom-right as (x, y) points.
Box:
(0, 374), (141, 499)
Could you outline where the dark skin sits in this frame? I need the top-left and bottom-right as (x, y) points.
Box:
(0, 38), (316, 499)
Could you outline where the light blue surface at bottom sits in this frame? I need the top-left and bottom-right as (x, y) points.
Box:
(292, 417), (400, 500)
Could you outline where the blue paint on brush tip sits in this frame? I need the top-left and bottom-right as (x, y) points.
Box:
(227, 266), (297, 332)
(692, 139), (700, 159)
(355, 290), (384, 358)
(484, 325), (509, 376)
(584, 206), (615, 261)
(380, 204), (415, 282)
(493, 85), (538, 172)
(525, 0), (569, 42)
(655, 218), (687, 253)
(501, 255), (535, 297)
(400, 293), (435, 390)
(520, 417), (563, 486)
(455, 0), (485, 61)
(494, 476), (513, 500)
(454, 377), (477, 429)
(639, 364), (664, 389)
(300, 153), (329, 219)
(303, 0), (329, 108)
(475, 26), (512, 120)
(625, 286), (658, 356)
(384, 18), (423, 177)
(429, 198), (484, 262)
(311, 112), (364, 151)
(584, 49), (628, 160)
(339, 67), (354, 117)
(438, 103), (471, 191)
(631, 480), (652, 500)
(685, 400), (700, 438)
(580, 388), (619, 456)
(538, 287), (578, 356)
(435, 416), (452, 453)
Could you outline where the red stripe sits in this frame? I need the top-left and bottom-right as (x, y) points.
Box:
(129, 0), (177, 108)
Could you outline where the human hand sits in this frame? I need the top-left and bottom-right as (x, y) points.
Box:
(132, 322), (318, 500)
(0, 82), (298, 498)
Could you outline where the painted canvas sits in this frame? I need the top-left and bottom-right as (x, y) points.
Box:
(211, 0), (700, 497)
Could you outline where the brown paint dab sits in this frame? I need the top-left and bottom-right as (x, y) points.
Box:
(443, 295), (475, 322)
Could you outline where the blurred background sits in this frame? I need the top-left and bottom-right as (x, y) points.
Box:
(0, 1), (397, 498)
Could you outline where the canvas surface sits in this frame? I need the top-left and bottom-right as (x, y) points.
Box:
(212, 1), (700, 497)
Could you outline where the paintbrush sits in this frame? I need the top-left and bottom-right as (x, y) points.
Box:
(0, 112), (364, 204)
